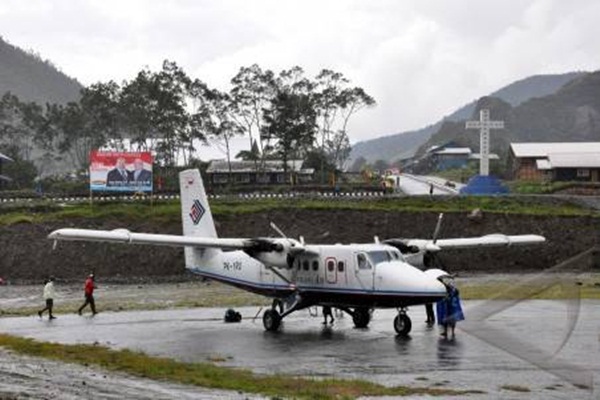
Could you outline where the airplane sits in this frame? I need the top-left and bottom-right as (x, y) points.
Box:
(48, 169), (546, 336)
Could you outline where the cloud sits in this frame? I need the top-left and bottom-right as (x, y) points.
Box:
(1, 0), (599, 146)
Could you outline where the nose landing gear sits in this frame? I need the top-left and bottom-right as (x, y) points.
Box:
(393, 309), (412, 336)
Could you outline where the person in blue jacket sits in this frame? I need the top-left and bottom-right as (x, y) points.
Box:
(436, 279), (464, 339)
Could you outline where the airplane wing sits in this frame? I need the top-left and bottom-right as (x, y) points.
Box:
(49, 228), (255, 249)
(399, 234), (546, 252)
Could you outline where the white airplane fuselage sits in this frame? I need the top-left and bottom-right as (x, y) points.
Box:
(186, 243), (447, 309)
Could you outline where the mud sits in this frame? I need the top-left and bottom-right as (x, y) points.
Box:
(0, 348), (260, 400)
(0, 209), (599, 281)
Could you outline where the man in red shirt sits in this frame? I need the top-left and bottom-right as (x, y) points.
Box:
(78, 274), (97, 316)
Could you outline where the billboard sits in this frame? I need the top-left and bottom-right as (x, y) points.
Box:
(90, 151), (153, 192)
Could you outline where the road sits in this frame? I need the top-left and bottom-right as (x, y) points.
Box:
(1, 301), (599, 399)
(396, 174), (461, 195)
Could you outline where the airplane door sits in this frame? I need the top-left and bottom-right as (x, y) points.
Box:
(354, 253), (374, 290)
(325, 257), (337, 284)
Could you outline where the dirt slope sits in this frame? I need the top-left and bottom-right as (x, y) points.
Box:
(0, 210), (598, 281)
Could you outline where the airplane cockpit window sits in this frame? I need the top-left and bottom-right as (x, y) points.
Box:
(367, 251), (392, 265)
(357, 253), (371, 269)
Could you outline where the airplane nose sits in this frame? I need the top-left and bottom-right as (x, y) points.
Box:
(384, 262), (447, 296)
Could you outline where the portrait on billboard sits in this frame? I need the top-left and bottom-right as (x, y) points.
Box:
(90, 151), (153, 192)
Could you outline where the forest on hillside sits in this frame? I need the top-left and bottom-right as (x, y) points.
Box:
(0, 60), (375, 189)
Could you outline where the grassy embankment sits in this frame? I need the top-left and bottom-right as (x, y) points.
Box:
(0, 194), (598, 227)
(0, 334), (483, 399)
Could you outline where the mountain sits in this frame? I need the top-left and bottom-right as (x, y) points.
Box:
(413, 71), (600, 172)
(349, 72), (585, 167)
(0, 36), (82, 104)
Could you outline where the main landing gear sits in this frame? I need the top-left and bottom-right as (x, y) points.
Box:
(393, 309), (412, 336)
(262, 295), (302, 332)
(263, 308), (282, 331)
(351, 307), (371, 328)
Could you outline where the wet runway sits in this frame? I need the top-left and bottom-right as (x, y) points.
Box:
(1, 300), (599, 398)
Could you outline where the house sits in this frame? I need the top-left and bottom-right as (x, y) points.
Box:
(508, 142), (600, 182)
(0, 151), (13, 189)
(425, 143), (499, 171)
(206, 159), (314, 185)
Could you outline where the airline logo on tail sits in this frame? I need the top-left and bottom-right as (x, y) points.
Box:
(189, 199), (205, 225)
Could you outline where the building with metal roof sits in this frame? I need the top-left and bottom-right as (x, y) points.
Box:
(509, 142), (600, 181)
(206, 159), (314, 185)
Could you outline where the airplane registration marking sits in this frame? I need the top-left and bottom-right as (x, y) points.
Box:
(223, 261), (242, 271)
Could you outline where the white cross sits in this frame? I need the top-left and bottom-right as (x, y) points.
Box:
(465, 109), (504, 176)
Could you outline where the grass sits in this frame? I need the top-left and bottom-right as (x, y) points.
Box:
(0, 334), (483, 399)
(0, 194), (597, 227)
(459, 275), (600, 300)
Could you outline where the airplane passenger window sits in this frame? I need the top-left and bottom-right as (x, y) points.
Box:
(337, 261), (345, 272)
(313, 261), (319, 271)
(327, 260), (335, 272)
(303, 260), (310, 271)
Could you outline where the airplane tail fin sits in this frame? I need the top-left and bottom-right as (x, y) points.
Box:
(179, 169), (217, 238)
(179, 169), (220, 270)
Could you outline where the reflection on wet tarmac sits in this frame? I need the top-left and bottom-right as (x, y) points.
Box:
(1, 300), (599, 398)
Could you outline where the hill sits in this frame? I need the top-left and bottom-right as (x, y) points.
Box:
(349, 72), (584, 166)
(0, 36), (82, 104)
(416, 70), (600, 166)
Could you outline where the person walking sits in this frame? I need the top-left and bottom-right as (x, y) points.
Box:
(78, 274), (97, 316)
(38, 277), (56, 320)
(436, 280), (464, 339)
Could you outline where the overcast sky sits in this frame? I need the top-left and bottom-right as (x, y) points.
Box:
(1, 0), (600, 154)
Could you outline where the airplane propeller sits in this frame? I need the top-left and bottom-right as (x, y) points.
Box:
(243, 222), (307, 270)
(424, 213), (445, 268)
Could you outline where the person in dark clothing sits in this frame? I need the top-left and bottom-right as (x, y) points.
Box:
(38, 277), (56, 320)
(425, 303), (435, 325)
(322, 306), (335, 325)
(78, 274), (97, 316)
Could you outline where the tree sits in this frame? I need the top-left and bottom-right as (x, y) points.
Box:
(119, 60), (193, 166)
(349, 156), (368, 172)
(0, 144), (38, 189)
(230, 64), (276, 157)
(262, 90), (317, 183)
(0, 92), (45, 162)
(313, 70), (376, 180)
(204, 89), (244, 182)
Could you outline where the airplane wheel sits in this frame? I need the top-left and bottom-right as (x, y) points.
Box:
(394, 314), (412, 336)
(263, 309), (281, 332)
(352, 308), (371, 328)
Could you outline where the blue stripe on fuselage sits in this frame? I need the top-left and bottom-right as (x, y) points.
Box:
(188, 267), (445, 297)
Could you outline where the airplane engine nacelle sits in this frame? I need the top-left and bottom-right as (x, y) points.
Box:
(404, 252), (425, 268)
(404, 252), (442, 269)
(254, 251), (290, 269)
(245, 238), (302, 269)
